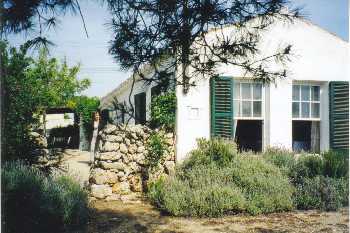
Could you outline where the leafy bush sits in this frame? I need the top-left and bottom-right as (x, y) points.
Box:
(2, 161), (89, 233)
(150, 92), (176, 130)
(1, 43), (90, 161)
(146, 132), (169, 168)
(148, 165), (247, 217)
(294, 176), (349, 211)
(67, 95), (100, 137)
(322, 150), (348, 178)
(263, 147), (295, 176)
(263, 149), (349, 211)
(289, 154), (324, 184)
(182, 138), (237, 169)
(148, 140), (294, 217)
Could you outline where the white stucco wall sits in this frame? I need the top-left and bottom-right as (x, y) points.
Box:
(100, 18), (348, 162)
(175, 19), (349, 161)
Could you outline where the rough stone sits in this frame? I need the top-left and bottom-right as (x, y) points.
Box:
(137, 146), (145, 153)
(129, 174), (143, 192)
(98, 152), (122, 161)
(105, 194), (121, 201)
(134, 153), (145, 165)
(119, 144), (128, 154)
(129, 162), (141, 172)
(128, 144), (137, 154)
(136, 141), (143, 147)
(100, 161), (125, 170)
(90, 169), (119, 185)
(131, 133), (138, 140)
(116, 171), (125, 178)
(112, 182), (130, 194)
(165, 138), (173, 146)
(104, 124), (117, 134)
(105, 135), (121, 142)
(90, 123), (176, 200)
(102, 142), (119, 152)
(90, 184), (112, 199)
(164, 161), (176, 175)
(165, 133), (173, 139)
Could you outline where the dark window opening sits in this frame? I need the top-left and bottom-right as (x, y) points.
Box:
(292, 121), (320, 152)
(234, 120), (263, 152)
(151, 85), (162, 99)
(134, 92), (146, 124)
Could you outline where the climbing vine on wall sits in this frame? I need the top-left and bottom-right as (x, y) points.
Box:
(150, 91), (176, 131)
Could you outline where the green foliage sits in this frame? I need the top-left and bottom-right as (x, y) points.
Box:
(2, 161), (89, 233)
(322, 150), (349, 178)
(146, 132), (168, 168)
(1, 42), (90, 161)
(263, 147), (295, 176)
(263, 149), (349, 211)
(289, 154), (324, 184)
(182, 138), (237, 169)
(150, 92), (176, 130)
(294, 176), (349, 211)
(148, 140), (294, 217)
(67, 95), (100, 136)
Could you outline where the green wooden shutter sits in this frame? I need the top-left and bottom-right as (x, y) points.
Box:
(329, 81), (349, 151)
(210, 76), (234, 138)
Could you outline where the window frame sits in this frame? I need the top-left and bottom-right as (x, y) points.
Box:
(233, 81), (264, 120)
(292, 84), (321, 121)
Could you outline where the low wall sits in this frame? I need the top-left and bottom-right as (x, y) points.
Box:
(89, 124), (175, 200)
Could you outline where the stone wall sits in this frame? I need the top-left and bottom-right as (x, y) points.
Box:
(89, 124), (175, 200)
(30, 131), (62, 168)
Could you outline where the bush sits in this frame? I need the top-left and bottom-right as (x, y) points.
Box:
(263, 147), (295, 176)
(2, 162), (89, 233)
(294, 176), (349, 211)
(148, 165), (247, 217)
(148, 140), (294, 217)
(146, 132), (169, 168)
(322, 150), (348, 178)
(289, 154), (324, 184)
(182, 138), (237, 169)
(150, 92), (176, 130)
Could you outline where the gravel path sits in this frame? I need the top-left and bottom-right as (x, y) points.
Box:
(60, 149), (91, 187)
(84, 200), (349, 233)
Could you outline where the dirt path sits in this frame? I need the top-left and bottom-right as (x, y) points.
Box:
(59, 149), (91, 187)
(83, 200), (349, 233)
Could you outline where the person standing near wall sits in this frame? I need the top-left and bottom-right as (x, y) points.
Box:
(90, 112), (100, 164)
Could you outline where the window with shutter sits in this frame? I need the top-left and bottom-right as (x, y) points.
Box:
(329, 81), (349, 151)
(210, 76), (234, 138)
(134, 92), (146, 124)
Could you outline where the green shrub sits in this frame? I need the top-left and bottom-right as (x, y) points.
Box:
(148, 165), (247, 217)
(289, 154), (324, 184)
(322, 150), (348, 178)
(148, 140), (294, 217)
(182, 138), (237, 169)
(294, 176), (349, 211)
(150, 92), (176, 130)
(263, 147), (295, 176)
(146, 132), (169, 168)
(2, 161), (89, 233)
(227, 156), (294, 215)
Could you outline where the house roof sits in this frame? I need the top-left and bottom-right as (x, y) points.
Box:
(99, 17), (348, 110)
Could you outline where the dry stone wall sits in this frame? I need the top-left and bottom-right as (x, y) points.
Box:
(89, 123), (175, 200)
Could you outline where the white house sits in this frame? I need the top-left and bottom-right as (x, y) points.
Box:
(100, 18), (349, 162)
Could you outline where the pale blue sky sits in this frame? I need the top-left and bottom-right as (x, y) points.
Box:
(8, 0), (349, 97)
